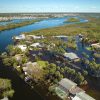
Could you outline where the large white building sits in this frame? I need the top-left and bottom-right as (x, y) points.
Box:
(56, 78), (95, 100)
(63, 52), (79, 62)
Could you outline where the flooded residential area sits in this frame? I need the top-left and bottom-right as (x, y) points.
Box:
(0, 0), (100, 100)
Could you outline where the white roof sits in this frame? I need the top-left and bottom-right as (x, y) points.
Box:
(72, 96), (81, 100)
(24, 62), (37, 67)
(91, 43), (100, 48)
(27, 35), (44, 39)
(76, 92), (95, 100)
(64, 52), (79, 60)
(30, 43), (42, 47)
(17, 45), (27, 51)
(59, 78), (77, 91)
(53, 35), (68, 38)
(14, 34), (25, 40)
(1, 97), (9, 100)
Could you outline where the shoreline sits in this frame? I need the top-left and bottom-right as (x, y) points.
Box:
(0, 19), (41, 32)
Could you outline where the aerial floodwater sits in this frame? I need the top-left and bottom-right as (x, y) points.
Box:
(0, 16), (88, 52)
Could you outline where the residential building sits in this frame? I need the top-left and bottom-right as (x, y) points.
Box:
(72, 92), (95, 100)
(27, 35), (44, 39)
(14, 34), (25, 40)
(91, 43), (100, 49)
(55, 78), (95, 100)
(17, 45), (27, 52)
(63, 52), (80, 62)
(30, 43), (43, 48)
(58, 78), (77, 94)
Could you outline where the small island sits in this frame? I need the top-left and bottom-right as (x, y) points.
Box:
(65, 17), (80, 22)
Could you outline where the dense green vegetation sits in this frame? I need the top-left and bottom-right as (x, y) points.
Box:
(0, 19), (41, 31)
(65, 17), (80, 22)
(24, 17), (100, 41)
(0, 14), (100, 100)
(0, 78), (14, 99)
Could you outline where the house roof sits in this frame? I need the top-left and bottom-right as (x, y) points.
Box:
(69, 87), (84, 95)
(1, 97), (9, 100)
(14, 34), (25, 40)
(23, 62), (37, 68)
(30, 43), (42, 47)
(17, 45), (27, 51)
(76, 92), (95, 100)
(14, 54), (23, 61)
(72, 96), (81, 100)
(91, 43), (100, 48)
(64, 52), (79, 60)
(53, 35), (68, 38)
(59, 78), (77, 91)
(27, 35), (44, 39)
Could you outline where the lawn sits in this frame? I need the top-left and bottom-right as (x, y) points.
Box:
(37, 61), (47, 69)
(86, 47), (92, 51)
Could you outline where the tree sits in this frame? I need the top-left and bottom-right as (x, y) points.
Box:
(82, 70), (88, 76)
(0, 78), (14, 99)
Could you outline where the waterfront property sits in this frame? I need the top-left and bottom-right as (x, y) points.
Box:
(16, 45), (27, 52)
(58, 78), (77, 93)
(53, 35), (68, 41)
(1, 97), (9, 100)
(30, 43), (43, 48)
(14, 54), (24, 61)
(91, 43), (100, 50)
(13, 34), (25, 40)
(27, 35), (44, 39)
(55, 78), (95, 100)
(72, 92), (96, 100)
(0, 14), (100, 100)
(63, 52), (80, 62)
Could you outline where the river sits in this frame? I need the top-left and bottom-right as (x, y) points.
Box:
(0, 16), (89, 100)
(0, 17), (88, 52)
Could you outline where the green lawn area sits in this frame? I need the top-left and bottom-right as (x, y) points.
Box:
(86, 47), (92, 51)
(37, 61), (47, 69)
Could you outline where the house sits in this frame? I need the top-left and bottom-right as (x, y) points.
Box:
(14, 34), (25, 40)
(27, 35), (44, 39)
(53, 35), (68, 38)
(72, 92), (95, 100)
(58, 78), (77, 94)
(23, 62), (37, 75)
(91, 43), (100, 50)
(23, 62), (37, 68)
(17, 45), (27, 52)
(14, 54), (24, 61)
(57, 78), (95, 100)
(1, 97), (9, 100)
(30, 43), (43, 48)
(63, 52), (80, 62)
(53, 35), (68, 41)
(23, 61), (44, 80)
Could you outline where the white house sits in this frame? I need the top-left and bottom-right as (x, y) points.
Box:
(27, 35), (44, 39)
(30, 43), (43, 48)
(1, 97), (9, 100)
(72, 92), (95, 100)
(91, 43), (100, 49)
(57, 78), (95, 100)
(53, 35), (68, 38)
(17, 45), (27, 52)
(58, 78), (77, 93)
(64, 52), (79, 62)
(14, 34), (25, 40)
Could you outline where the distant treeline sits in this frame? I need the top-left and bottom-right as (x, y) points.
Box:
(0, 19), (41, 31)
